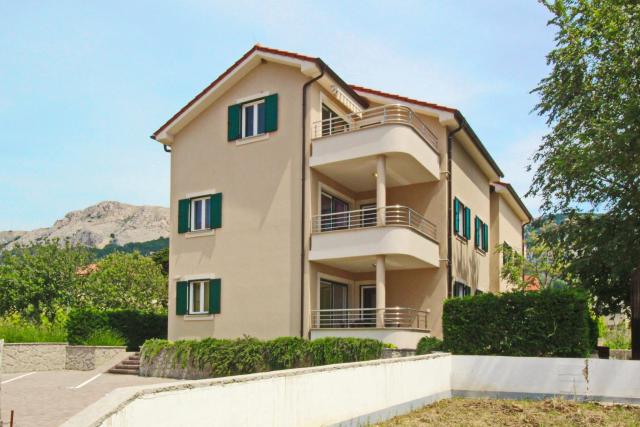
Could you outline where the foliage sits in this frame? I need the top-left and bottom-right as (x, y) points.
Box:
(67, 308), (167, 350)
(598, 317), (631, 350)
(92, 237), (169, 258)
(0, 240), (94, 322)
(415, 336), (444, 355)
(141, 336), (385, 378)
(80, 252), (167, 311)
(530, 1), (640, 322)
(80, 328), (126, 346)
(0, 314), (67, 343)
(442, 289), (597, 357)
(498, 219), (571, 290)
(150, 247), (169, 275)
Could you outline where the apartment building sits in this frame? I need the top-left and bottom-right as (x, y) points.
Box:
(152, 45), (532, 348)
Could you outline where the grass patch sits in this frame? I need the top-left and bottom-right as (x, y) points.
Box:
(0, 318), (67, 343)
(376, 398), (640, 426)
(80, 328), (126, 346)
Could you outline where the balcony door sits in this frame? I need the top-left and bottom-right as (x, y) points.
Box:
(321, 192), (349, 231)
(360, 285), (376, 327)
(319, 279), (348, 327)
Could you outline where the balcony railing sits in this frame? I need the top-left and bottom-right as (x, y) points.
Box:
(312, 104), (439, 153)
(312, 205), (437, 241)
(311, 307), (429, 331)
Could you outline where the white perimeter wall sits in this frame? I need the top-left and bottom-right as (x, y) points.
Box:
(65, 354), (640, 427)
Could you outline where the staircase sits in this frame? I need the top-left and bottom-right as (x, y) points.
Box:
(108, 352), (140, 375)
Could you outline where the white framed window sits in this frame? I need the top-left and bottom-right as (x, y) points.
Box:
(189, 280), (210, 314)
(190, 196), (211, 231)
(242, 99), (266, 138)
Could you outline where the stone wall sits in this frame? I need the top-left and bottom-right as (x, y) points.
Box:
(139, 348), (209, 380)
(2, 343), (67, 373)
(2, 343), (125, 373)
(65, 346), (126, 371)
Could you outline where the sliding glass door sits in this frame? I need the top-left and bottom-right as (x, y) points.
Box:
(319, 279), (348, 327)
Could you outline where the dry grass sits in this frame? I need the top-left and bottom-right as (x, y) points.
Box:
(376, 398), (640, 427)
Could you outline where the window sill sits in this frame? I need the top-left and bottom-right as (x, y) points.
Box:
(185, 229), (216, 239)
(236, 133), (270, 146)
(455, 234), (468, 244)
(184, 314), (214, 321)
(475, 248), (487, 256)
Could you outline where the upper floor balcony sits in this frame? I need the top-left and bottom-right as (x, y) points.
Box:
(309, 205), (439, 272)
(310, 105), (440, 192)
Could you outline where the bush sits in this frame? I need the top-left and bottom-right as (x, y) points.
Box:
(0, 315), (67, 343)
(81, 328), (126, 346)
(67, 308), (166, 350)
(141, 336), (385, 378)
(416, 336), (443, 355)
(443, 289), (597, 357)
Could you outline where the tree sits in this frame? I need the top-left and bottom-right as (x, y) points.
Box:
(531, 0), (640, 357)
(81, 252), (167, 311)
(150, 247), (169, 275)
(498, 219), (570, 290)
(0, 240), (94, 322)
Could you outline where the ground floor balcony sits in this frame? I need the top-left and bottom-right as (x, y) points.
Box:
(309, 307), (430, 348)
(309, 205), (439, 272)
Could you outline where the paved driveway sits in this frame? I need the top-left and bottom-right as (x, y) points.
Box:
(1, 368), (178, 426)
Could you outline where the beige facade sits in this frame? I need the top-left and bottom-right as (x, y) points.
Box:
(153, 45), (531, 346)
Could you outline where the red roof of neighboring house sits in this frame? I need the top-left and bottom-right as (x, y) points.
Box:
(350, 84), (458, 114)
(524, 275), (541, 291)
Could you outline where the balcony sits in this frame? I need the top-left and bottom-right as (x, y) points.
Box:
(309, 206), (439, 272)
(310, 105), (440, 192)
(309, 307), (431, 348)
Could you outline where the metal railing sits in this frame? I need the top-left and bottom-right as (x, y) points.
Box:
(312, 205), (437, 241)
(311, 307), (429, 330)
(312, 104), (439, 152)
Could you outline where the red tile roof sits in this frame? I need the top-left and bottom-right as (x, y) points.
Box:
(350, 84), (458, 114)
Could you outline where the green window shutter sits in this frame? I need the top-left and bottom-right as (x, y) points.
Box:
(228, 103), (242, 141)
(483, 223), (489, 251)
(176, 281), (188, 315)
(209, 278), (221, 314)
(210, 193), (222, 229)
(464, 207), (471, 239)
(264, 94), (278, 132)
(453, 198), (460, 234)
(178, 199), (190, 234)
(474, 217), (481, 247)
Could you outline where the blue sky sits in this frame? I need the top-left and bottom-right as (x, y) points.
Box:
(1, 1), (554, 230)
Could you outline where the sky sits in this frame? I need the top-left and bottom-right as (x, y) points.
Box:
(0, 1), (555, 230)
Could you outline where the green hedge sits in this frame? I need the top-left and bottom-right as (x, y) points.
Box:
(142, 336), (385, 378)
(443, 289), (597, 357)
(415, 336), (443, 355)
(67, 309), (167, 350)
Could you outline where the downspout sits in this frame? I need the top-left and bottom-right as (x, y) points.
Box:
(447, 123), (463, 298)
(163, 145), (172, 153)
(300, 64), (325, 338)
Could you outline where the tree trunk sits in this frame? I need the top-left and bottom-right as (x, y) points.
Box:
(632, 267), (640, 360)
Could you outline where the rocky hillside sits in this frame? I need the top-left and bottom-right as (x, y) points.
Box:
(1, 201), (169, 250)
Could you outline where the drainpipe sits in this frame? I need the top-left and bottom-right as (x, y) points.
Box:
(447, 123), (463, 298)
(300, 64), (325, 338)
(163, 145), (171, 153)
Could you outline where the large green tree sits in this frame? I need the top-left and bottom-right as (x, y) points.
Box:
(531, 0), (640, 357)
(0, 240), (94, 322)
(81, 252), (167, 311)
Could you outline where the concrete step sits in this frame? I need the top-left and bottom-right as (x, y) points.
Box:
(121, 360), (140, 367)
(108, 367), (139, 375)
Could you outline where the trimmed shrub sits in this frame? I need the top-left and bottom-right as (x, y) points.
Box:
(141, 336), (385, 379)
(67, 308), (166, 350)
(415, 336), (443, 355)
(81, 328), (126, 346)
(443, 289), (597, 357)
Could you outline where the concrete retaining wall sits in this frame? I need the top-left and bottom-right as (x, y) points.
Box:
(451, 355), (640, 404)
(1, 343), (125, 373)
(65, 346), (127, 371)
(63, 354), (640, 427)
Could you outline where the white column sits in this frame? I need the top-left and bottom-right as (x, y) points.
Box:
(376, 255), (386, 328)
(376, 155), (386, 226)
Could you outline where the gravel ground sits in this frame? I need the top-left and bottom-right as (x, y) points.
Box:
(376, 398), (640, 426)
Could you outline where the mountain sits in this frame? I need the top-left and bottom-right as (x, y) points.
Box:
(1, 201), (169, 251)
